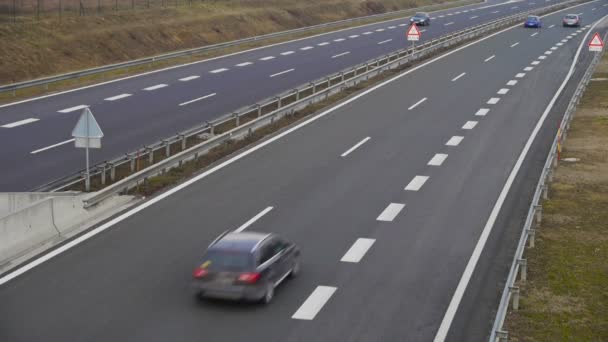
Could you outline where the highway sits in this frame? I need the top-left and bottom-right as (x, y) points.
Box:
(0, 0), (581, 191)
(1, 1), (606, 341)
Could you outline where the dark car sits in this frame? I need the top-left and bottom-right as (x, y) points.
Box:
(524, 15), (542, 28)
(563, 14), (581, 27)
(410, 12), (431, 26)
(192, 231), (300, 304)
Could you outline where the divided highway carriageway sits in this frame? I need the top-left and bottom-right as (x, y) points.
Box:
(0, 0), (592, 190)
(1, 0), (608, 341)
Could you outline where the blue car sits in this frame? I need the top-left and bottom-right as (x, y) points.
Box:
(524, 15), (542, 28)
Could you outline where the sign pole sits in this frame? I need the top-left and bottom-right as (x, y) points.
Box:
(85, 110), (91, 191)
(72, 107), (104, 193)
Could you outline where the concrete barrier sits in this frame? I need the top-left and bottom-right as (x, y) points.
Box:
(0, 192), (79, 217)
(0, 198), (60, 264)
(0, 193), (135, 267)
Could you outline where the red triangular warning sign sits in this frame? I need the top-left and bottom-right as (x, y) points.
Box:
(589, 33), (604, 47)
(407, 23), (421, 37)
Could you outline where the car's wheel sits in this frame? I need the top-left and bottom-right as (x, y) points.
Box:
(262, 284), (274, 304)
(290, 259), (301, 278)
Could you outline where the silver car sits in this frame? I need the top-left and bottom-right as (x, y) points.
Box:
(192, 231), (300, 304)
(563, 14), (581, 27)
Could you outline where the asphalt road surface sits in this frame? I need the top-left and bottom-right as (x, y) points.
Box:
(0, 0), (581, 190)
(1, 1), (607, 341)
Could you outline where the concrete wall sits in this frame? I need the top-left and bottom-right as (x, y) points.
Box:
(0, 198), (59, 263)
(0, 192), (79, 218)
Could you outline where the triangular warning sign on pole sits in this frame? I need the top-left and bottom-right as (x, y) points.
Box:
(588, 32), (604, 52)
(407, 23), (421, 41)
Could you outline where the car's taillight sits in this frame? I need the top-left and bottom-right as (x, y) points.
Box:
(193, 267), (208, 279)
(237, 272), (260, 284)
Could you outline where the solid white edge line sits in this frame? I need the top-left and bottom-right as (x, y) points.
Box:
(1, 118), (40, 128)
(404, 175), (429, 191)
(433, 13), (607, 342)
(31, 138), (75, 154)
(292, 286), (337, 320)
(234, 206), (274, 233)
(2, 5), (592, 285)
(408, 97), (427, 110)
(270, 68), (295, 78)
(341, 137), (371, 157)
(376, 203), (406, 222)
(340, 238), (376, 263)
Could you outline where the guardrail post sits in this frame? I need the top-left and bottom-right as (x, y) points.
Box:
(517, 259), (527, 283)
(509, 286), (520, 310)
(535, 205), (543, 227)
(542, 185), (549, 200)
(276, 96), (282, 108)
(101, 163), (107, 185)
(147, 147), (154, 164)
(129, 154), (136, 173)
(528, 229), (536, 248)
(163, 140), (170, 157)
(180, 134), (187, 150)
(326, 77), (331, 88)
(208, 122), (215, 136)
(294, 89), (300, 101)
(257, 104), (262, 117)
(310, 82), (316, 94)
(109, 163), (116, 182)
(376, 58), (381, 67)
(233, 113), (240, 127)
(340, 72), (345, 82)
(495, 330), (509, 341)
(547, 168), (554, 182)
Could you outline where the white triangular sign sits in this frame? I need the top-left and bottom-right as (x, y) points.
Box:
(72, 107), (104, 149)
(589, 32), (604, 52)
(407, 23), (421, 41)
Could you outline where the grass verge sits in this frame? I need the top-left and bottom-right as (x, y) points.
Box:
(504, 53), (608, 340)
(0, 0), (479, 104)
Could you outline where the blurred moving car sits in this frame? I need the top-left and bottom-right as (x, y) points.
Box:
(524, 15), (542, 28)
(563, 14), (581, 27)
(192, 231), (300, 304)
(410, 12), (431, 26)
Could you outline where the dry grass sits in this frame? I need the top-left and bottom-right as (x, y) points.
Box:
(504, 53), (608, 341)
(0, 0), (467, 85)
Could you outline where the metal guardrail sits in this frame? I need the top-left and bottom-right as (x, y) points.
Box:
(488, 30), (607, 342)
(63, 0), (586, 208)
(0, 0), (479, 95)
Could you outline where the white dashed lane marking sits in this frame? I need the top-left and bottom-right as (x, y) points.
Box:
(532, 61), (540, 65)
(405, 175), (429, 191)
(484, 55), (495, 62)
(318, 42), (330, 46)
(280, 51), (295, 55)
(340, 137), (370, 157)
(445, 22), (454, 26)
(235, 206), (274, 233)
(475, 108), (490, 116)
(143, 84), (168, 91)
(408, 97), (427, 110)
(451, 72), (466, 82)
(549, 24), (555, 28)
(333, 38), (345, 42)
(58, 105), (88, 113)
(349, 35), (359, 38)
(487, 97), (500, 104)
(516, 73), (526, 78)
(462, 121), (478, 130)
(497, 88), (509, 95)
(539, 55), (547, 59)
(376, 28), (385, 32)
(332, 51), (350, 58)
(270, 68), (295, 78)
(510, 42), (519, 48)
(210, 68), (228, 74)
(524, 66), (534, 71)
(470, 16), (479, 19)
(341, 238), (375, 263)
(363, 31), (373, 35)
(178, 93), (216, 106)
(30, 138), (75, 154)
(1, 118), (39, 128)
(428, 153), (448, 166)
(378, 39), (393, 45)
(292, 286), (337, 320)
(300, 46), (314, 51)
(179, 75), (199, 82)
(104, 93), (132, 101)
(377, 203), (406, 222)
(260, 56), (276, 60)
(507, 80), (518, 86)
(531, 32), (538, 37)
(446, 136), (464, 146)
(236, 62), (253, 67)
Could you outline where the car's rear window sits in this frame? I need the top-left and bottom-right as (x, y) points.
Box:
(202, 250), (253, 272)
(415, 13), (426, 17)
(528, 16), (538, 20)
(566, 15), (577, 19)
